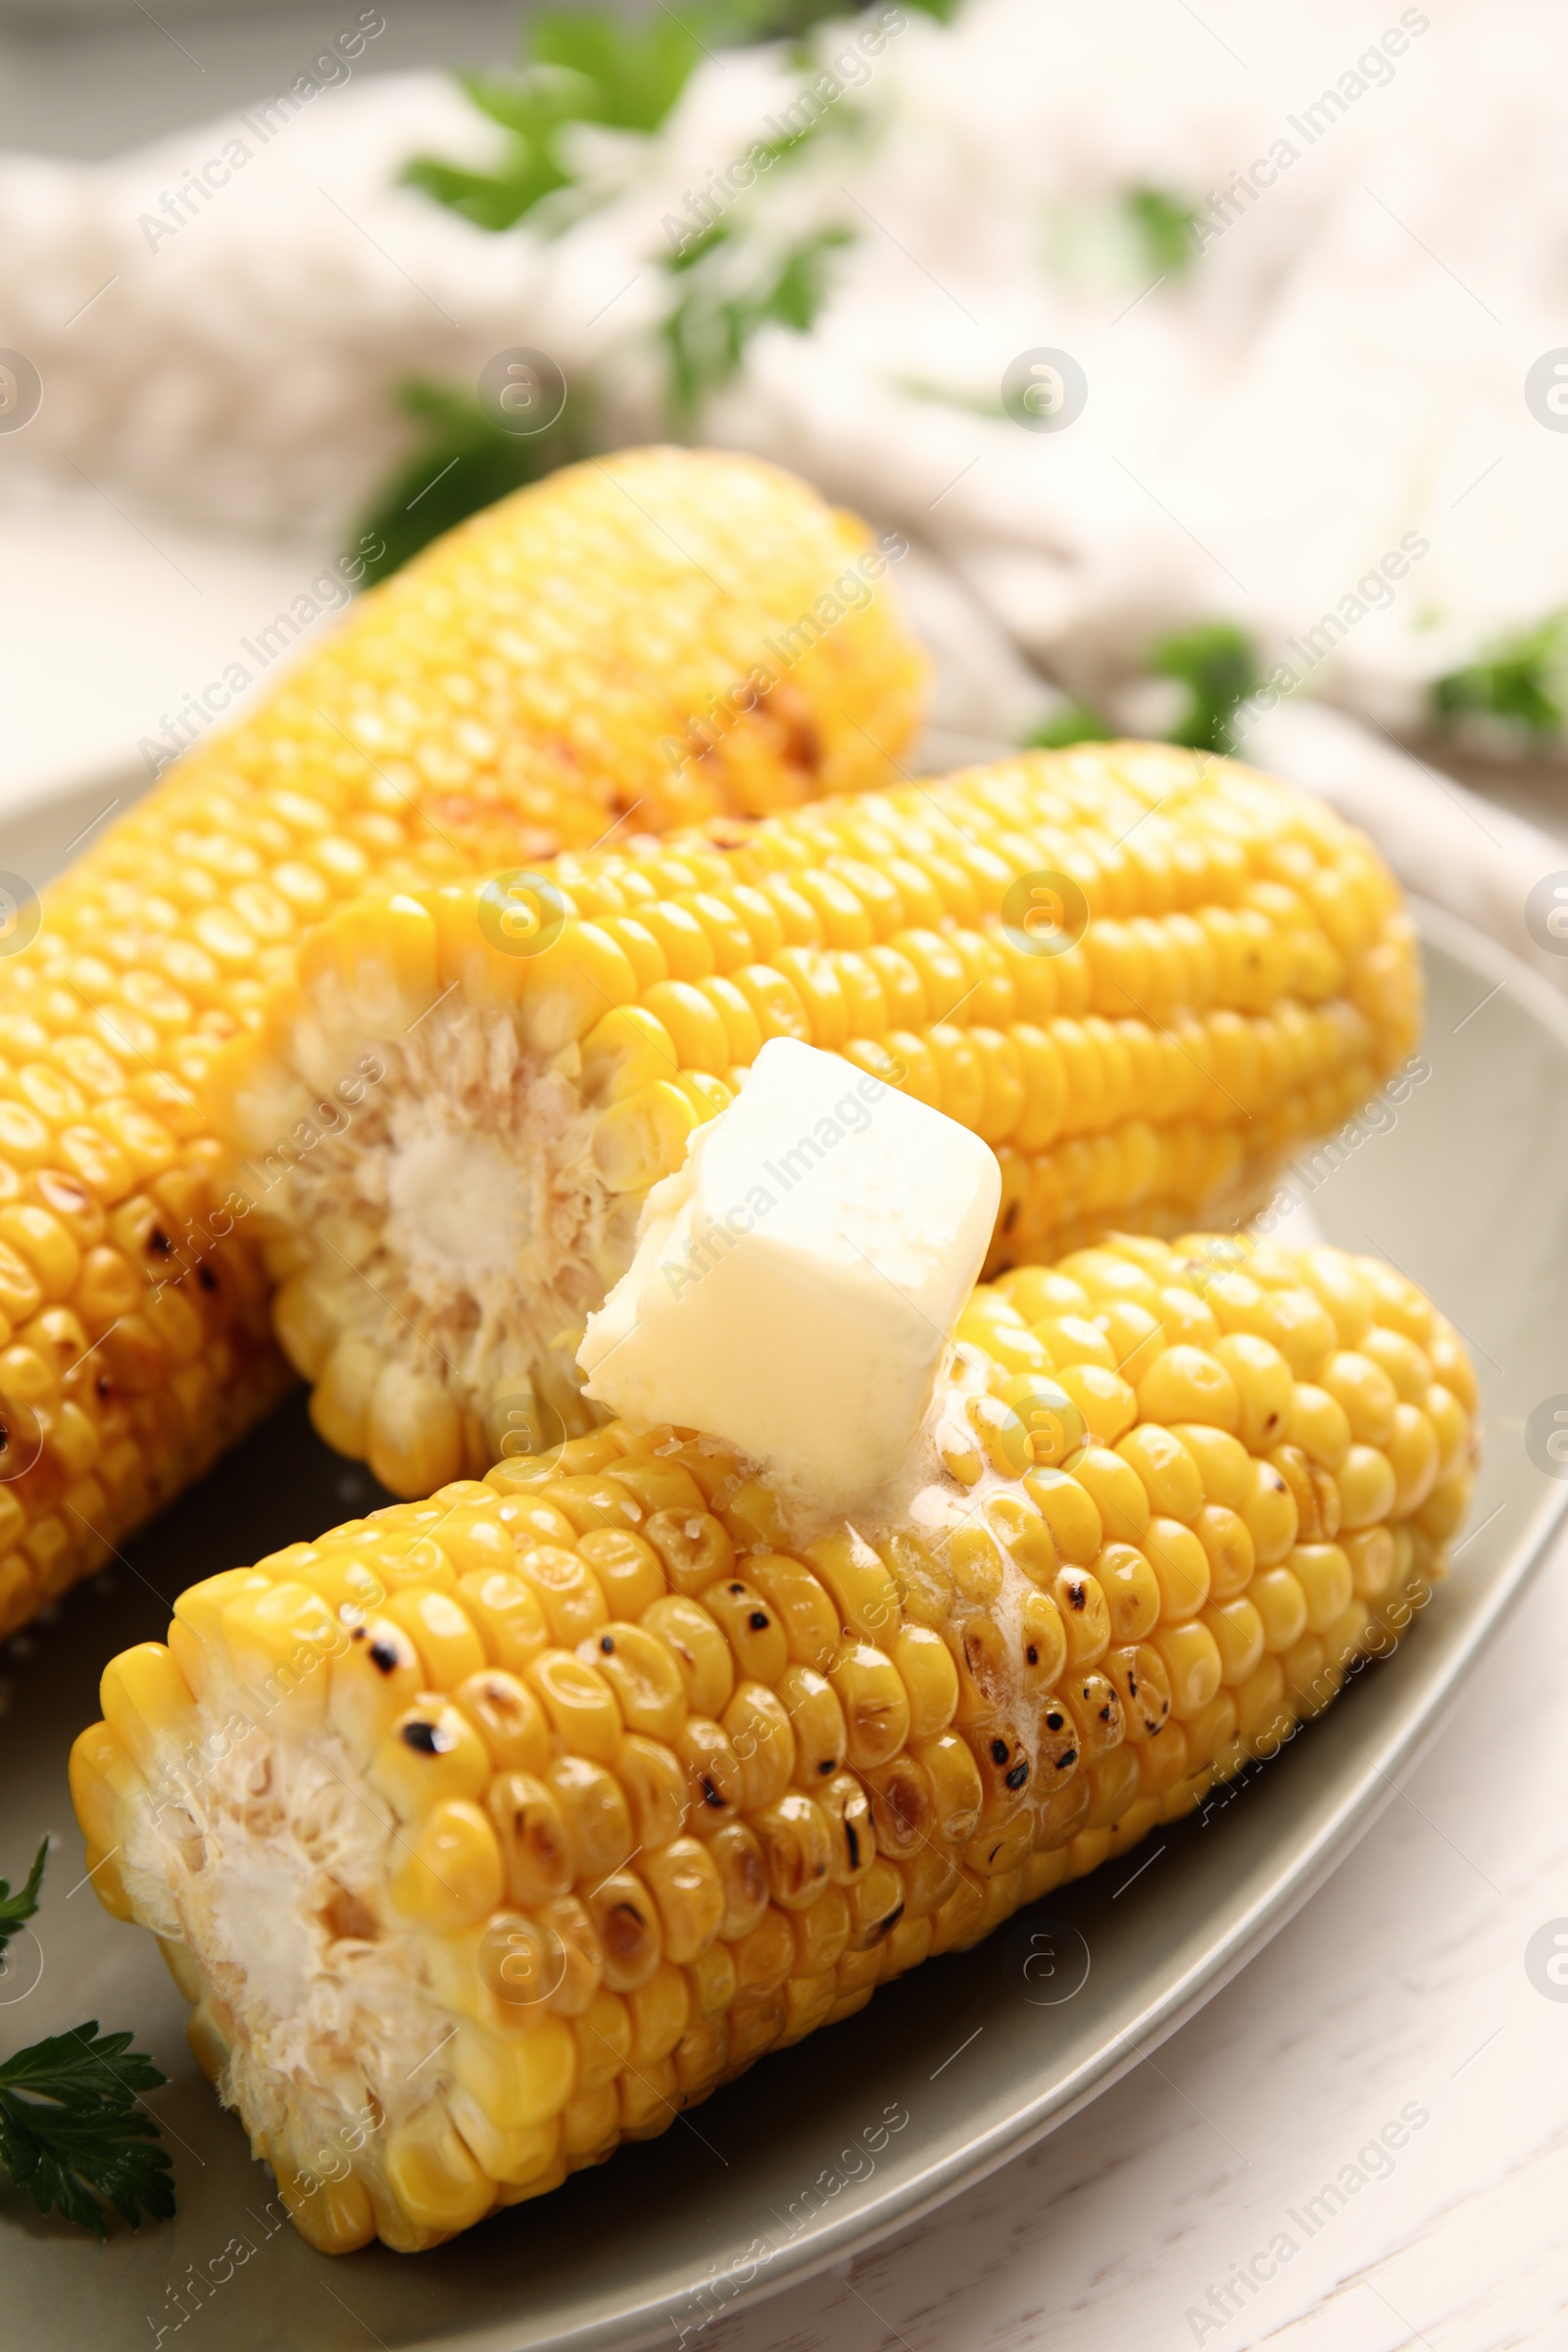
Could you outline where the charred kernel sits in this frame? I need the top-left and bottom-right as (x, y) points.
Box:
(401, 1720), (454, 1755)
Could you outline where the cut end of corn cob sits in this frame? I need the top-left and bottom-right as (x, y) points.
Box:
(207, 742), (1421, 1496)
(73, 1234), (1475, 2254)
(0, 448), (924, 1638)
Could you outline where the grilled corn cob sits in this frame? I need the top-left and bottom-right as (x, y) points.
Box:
(0, 450), (925, 1634)
(72, 1233), (1475, 2254)
(208, 743), (1419, 1495)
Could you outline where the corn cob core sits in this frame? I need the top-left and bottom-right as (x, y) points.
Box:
(209, 743), (1420, 1496)
(0, 450), (924, 1635)
(71, 1234), (1475, 2256)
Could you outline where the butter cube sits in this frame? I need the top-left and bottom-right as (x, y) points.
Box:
(578, 1039), (1000, 1513)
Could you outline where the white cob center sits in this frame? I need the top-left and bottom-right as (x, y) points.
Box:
(273, 998), (635, 1444)
(384, 1122), (534, 1285)
(121, 1711), (447, 2189)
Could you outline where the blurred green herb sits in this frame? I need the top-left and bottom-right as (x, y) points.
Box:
(0, 1842), (174, 2235)
(405, 11), (702, 230)
(381, 0), (964, 575)
(351, 378), (589, 587)
(1019, 623), (1261, 759)
(1023, 702), (1116, 749)
(1152, 621), (1261, 755)
(1433, 611), (1568, 740)
(662, 225), (853, 427)
(896, 374), (1005, 417)
(1125, 185), (1201, 279)
(0, 1839), (45, 1955)
(406, 3), (962, 235)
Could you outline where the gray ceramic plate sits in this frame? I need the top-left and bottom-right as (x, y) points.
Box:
(2, 894), (1565, 2352)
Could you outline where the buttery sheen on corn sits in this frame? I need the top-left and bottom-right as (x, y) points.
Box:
(210, 743), (1420, 1495)
(0, 449), (926, 1633)
(72, 1235), (1476, 2255)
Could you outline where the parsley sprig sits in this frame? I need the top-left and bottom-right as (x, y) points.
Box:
(0, 1838), (45, 1945)
(365, 0), (963, 577)
(404, 0), (962, 231)
(1023, 622), (1262, 760)
(1152, 621), (1262, 756)
(1433, 609), (1568, 741)
(662, 223), (853, 427)
(0, 1841), (174, 2235)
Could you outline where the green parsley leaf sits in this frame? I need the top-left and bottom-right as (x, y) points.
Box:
(531, 11), (702, 132)
(1023, 702), (1116, 750)
(1152, 621), (1261, 756)
(661, 225), (853, 427)
(0, 2025), (174, 2235)
(405, 10), (704, 234)
(1433, 611), (1568, 740)
(1126, 185), (1201, 279)
(0, 1838), (45, 1961)
(349, 377), (591, 586)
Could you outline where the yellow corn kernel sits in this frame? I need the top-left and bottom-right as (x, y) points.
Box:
(1116, 1423), (1203, 1521)
(737, 1557), (834, 1674)
(1244, 1457), (1299, 1564)
(617, 1733), (689, 1849)
(642, 1594), (735, 1717)
(448, 2094), (562, 2193)
(548, 1756), (633, 1882)
(1025, 1468), (1102, 1564)
(1152, 1621), (1224, 1719)
(594, 1081), (702, 1193)
(642, 1507), (734, 1596)
(370, 1701), (491, 1820)
(777, 1662), (848, 1785)
(815, 1769), (877, 1884)
(642, 1838), (725, 1964)
(391, 1797), (504, 1928)
(722, 1681), (795, 1810)
(1068, 1446), (1151, 1544)
(888, 1624), (958, 1741)
(384, 2107), (495, 2235)
(701, 1577), (790, 1685)
(806, 1530), (900, 1642)
(220, 1582), (344, 1726)
(384, 1589), (487, 1690)
(1094, 1544), (1161, 1643)
(1050, 1566), (1110, 1671)
(98, 1643), (196, 1780)
(452, 1668), (552, 1774)
(829, 1645), (911, 1771)
(585, 1869), (663, 1991)
(1337, 1445), (1398, 1530)
(525, 1650), (623, 1761)
(1290, 1543), (1355, 1634)
(1250, 1564), (1309, 1653)
(1201, 1597), (1266, 1687)
(586, 1623), (687, 1740)
(577, 1527), (666, 1617)
(451, 2015), (577, 2131)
